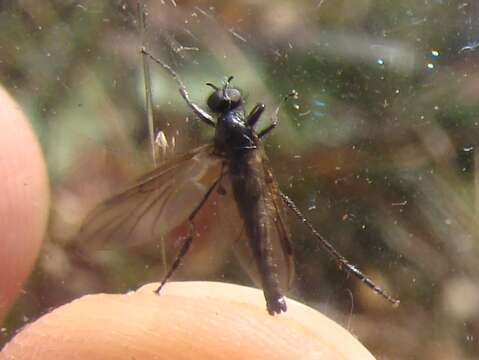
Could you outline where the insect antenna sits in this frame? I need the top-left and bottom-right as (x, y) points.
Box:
(279, 191), (400, 306)
(222, 76), (235, 102)
(205, 82), (219, 90)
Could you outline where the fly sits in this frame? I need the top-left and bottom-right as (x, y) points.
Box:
(78, 48), (399, 315)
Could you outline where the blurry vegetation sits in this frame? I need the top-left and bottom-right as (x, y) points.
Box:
(2, 0), (479, 358)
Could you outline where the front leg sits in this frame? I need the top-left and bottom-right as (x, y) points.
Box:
(246, 103), (265, 127)
(141, 48), (216, 128)
(258, 90), (297, 138)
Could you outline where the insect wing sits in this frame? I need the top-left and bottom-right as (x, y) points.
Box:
(78, 144), (223, 252)
(231, 148), (295, 292)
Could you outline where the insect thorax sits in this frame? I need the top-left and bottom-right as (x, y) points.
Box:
(214, 108), (257, 154)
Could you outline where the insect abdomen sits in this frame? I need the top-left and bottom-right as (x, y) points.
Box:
(229, 151), (286, 314)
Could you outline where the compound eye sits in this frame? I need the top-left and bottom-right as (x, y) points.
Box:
(225, 88), (241, 105)
(207, 90), (227, 112)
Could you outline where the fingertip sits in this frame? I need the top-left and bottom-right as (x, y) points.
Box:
(1, 282), (375, 359)
(0, 86), (50, 322)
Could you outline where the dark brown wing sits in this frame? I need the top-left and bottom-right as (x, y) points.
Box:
(77, 144), (224, 252)
(231, 147), (295, 292)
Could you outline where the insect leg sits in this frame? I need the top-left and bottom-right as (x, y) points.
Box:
(279, 191), (400, 306)
(258, 90), (297, 138)
(140, 48), (216, 128)
(246, 103), (266, 127)
(155, 175), (223, 294)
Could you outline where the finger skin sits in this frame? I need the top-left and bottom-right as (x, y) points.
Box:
(1, 281), (375, 360)
(0, 86), (50, 322)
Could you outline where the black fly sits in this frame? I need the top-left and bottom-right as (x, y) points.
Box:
(78, 48), (399, 315)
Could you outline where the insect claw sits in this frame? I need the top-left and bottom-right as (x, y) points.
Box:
(288, 89), (298, 99)
(267, 296), (287, 315)
(217, 184), (226, 195)
(154, 283), (163, 295)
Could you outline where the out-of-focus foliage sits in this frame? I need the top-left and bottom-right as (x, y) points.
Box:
(2, 1), (479, 358)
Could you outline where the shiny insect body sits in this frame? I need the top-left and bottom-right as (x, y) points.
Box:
(79, 49), (399, 315)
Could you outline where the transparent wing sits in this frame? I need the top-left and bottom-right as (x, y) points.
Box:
(231, 148), (295, 292)
(77, 144), (224, 252)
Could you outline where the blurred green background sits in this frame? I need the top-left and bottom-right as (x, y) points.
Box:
(2, 0), (479, 358)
